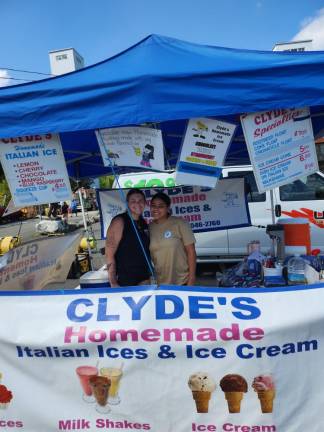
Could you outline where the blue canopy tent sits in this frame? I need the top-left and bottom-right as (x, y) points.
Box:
(0, 34), (324, 177)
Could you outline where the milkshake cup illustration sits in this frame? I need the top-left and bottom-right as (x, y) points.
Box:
(76, 365), (98, 403)
(188, 372), (216, 413)
(220, 374), (248, 413)
(89, 376), (111, 414)
(252, 375), (275, 413)
(100, 366), (123, 405)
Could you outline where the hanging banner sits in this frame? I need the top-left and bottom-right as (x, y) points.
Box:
(96, 127), (165, 171)
(97, 178), (250, 238)
(241, 107), (319, 193)
(175, 118), (236, 187)
(0, 284), (323, 431)
(0, 233), (81, 291)
(0, 134), (72, 206)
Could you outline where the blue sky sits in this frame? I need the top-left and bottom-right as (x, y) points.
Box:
(1, 0), (324, 85)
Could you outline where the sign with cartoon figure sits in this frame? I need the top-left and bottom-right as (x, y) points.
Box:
(0, 134), (72, 206)
(175, 118), (236, 187)
(96, 126), (165, 171)
(0, 284), (323, 431)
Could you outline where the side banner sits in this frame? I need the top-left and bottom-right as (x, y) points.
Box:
(0, 233), (81, 291)
(0, 285), (323, 431)
(175, 118), (236, 188)
(241, 107), (318, 193)
(97, 179), (250, 238)
(0, 134), (72, 206)
(96, 127), (165, 171)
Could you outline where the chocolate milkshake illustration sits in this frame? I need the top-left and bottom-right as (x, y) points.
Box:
(100, 365), (123, 405)
(89, 376), (111, 414)
(76, 365), (98, 403)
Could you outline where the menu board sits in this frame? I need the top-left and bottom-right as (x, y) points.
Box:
(241, 107), (318, 192)
(0, 134), (72, 206)
(175, 118), (236, 187)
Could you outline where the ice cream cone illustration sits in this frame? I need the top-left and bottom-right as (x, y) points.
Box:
(252, 375), (275, 413)
(220, 374), (247, 413)
(188, 372), (216, 413)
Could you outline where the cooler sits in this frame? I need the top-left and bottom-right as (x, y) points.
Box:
(79, 268), (110, 289)
(278, 218), (311, 255)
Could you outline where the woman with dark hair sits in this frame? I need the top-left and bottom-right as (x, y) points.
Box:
(105, 189), (151, 287)
(140, 144), (155, 168)
(149, 192), (196, 286)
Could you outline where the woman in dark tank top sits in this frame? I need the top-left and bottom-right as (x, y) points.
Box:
(105, 189), (151, 287)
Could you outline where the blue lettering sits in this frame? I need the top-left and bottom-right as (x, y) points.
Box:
(189, 296), (217, 319)
(123, 295), (151, 320)
(66, 299), (93, 322)
(97, 298), (120, 321)
(231, 297), (261, 320)
(156, 295), (184, 320)
(236, 343), (254, 359)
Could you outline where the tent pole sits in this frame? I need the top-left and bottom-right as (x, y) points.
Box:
(78, 187), (94, 271)
(270, 189), (276, 256)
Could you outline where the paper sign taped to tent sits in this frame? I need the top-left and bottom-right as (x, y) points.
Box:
(175, 118), (236, 187)
(97, 178), (250, 238)
(96, 126), (165, 171)
(0, 134), (73, 206)
(0, 233), (81, 291)
(241, 107), (319, 193)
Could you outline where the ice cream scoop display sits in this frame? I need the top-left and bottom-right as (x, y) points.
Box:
(252, 375), (275, 413)
(188, 372), (216, 413)
(219, 374), (248, 413)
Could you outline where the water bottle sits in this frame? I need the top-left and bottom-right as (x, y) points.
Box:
(287, 254), (307, 285)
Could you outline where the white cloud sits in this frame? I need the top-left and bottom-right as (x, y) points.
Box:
(0, 69), (11, 87)
(292, 8), (324, 50)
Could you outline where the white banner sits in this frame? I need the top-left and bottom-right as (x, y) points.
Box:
(0, 233), (81, 291)
(175, 118), (236, 187)
(0, 284), (323, 431)
(97, 179), (250, 238)
(241, 107), (319, 192)
(0, 134), (72, 206)
(96, 127), (165, 171)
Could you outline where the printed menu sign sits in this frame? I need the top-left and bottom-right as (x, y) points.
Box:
(175, 118), (236, 187)
(97, 178), (250, 239)
(96, 126), (165, 171)
(0, 134), (72, 206)
(241, 107), (319, 193)
(0, 284), (323, 431)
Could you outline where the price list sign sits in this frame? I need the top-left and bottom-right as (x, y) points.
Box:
(0, 134), (72, 206)
(241, 107), (318, 193)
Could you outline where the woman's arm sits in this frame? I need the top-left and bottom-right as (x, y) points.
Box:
(105, 217), (124, 287)
(184, 243), (196, 286)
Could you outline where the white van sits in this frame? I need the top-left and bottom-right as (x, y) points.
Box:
(114, 168), (324, 263)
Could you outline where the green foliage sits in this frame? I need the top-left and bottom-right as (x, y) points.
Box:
(99, 175), (115, 189)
